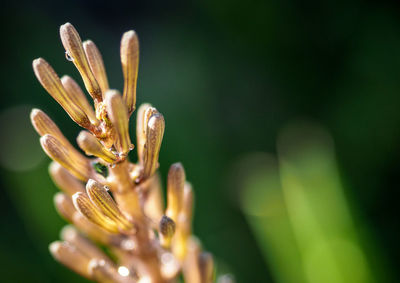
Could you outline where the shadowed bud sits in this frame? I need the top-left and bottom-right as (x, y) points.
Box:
(40, 134), (91, 181)
(32, 58), (91, 128)
(199, 252), (214, 283)
(72, 213), (116, 245)
(83, 40), (109, 95)
(49, 162), (85, 196)
(60, 23), (102, 101)
(105, 90), (132, 156)
(89, 259), (131, 283)
(142, 113), (165, 179)
(31, 109), (69, 144)
(49, 241), (91, 279)
(136, 103), (152, 164)
(61, 225), (112, 264)
(86, 179), (133, 231)
(72, 192), (120, 233)
(120, 30), (139, 115)
(142, 173), (164, 224)
(166, 163), (185, 222)
(61, 75), (99, 125)
(54, 192), (76, 222)
(77, 131), (117, 163)
(159, 215), (176, 248)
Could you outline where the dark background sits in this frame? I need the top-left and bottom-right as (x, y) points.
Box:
(0, 0), (399, 282)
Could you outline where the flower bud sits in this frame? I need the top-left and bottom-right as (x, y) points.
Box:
(166, 163), (185, 222)
(120, 30), (139, 114)
(60, 23), (102, 102)
(77, 131), (117, 163)
(105, 90), (132, 156)
(32, 58), (91, 128)
(49, 162), (85, 196)
(72, 192), (119, 233)
(61, 75), (99, 125)
(159, 215), (176, 248)
(83, 40), (109, 95)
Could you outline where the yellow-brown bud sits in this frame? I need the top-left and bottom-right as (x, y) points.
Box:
(77, 131), (117, 163)
(166, 163), (185, 222)
(83, 40), (109, 95)
(49, 162), (85, 196)
(60, 23), (102, 102)
(120, 30), (139, 115)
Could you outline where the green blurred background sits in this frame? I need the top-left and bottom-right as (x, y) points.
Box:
(0, 0), (399, 282)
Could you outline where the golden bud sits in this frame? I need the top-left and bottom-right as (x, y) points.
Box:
(54, 192), (76, 222)
(105, 90), (132, 156)
(83, 40), (109, 95)
(31, 109), (70, 145)
(77, 131), (116, 163)
(159, 215), (176, 248)
(136, 103), (152, 164)
(40, 134), (91, 181)
(142, 113), (165, 179)
(86, 179), (133, 231)
(49, 162), (85, 196)
(120, 30), (139, 115)
(32, 58), (91, 128)
(166, 163), (185, 222)
(61, 75), (99, 126)
(72, 192), (119, 233)
(60, 23), (102, 102)
(49, 241), (91, 279)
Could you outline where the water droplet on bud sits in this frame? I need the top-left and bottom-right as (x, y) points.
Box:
(65, 51), (73, 61)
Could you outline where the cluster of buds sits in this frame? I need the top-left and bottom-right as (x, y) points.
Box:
(31, 23), (214, 283)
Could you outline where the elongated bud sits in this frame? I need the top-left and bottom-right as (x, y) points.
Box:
(61, 75), (99, 126)
(136, 103), (152, 164)
(49, 162), (85, 196)
(61, 225), (112, 264)
(159, 215), (176, 248)
(86, 179), (133, 231)
(40, 134), (91, 181)
(77, 131), (116, 163)
(33, 58), (91, 128)
(182, 182), (194, 223)
(83, 40), (109, 95)
(199, 252), (214, 283)
(166, 163), (185, 222)
(60, 23), (102, 102)
(49, 241), (91, 279)
(72, 192), (119, 233)
(105, 90), (132, 156)
(142, 113), (165, 179)
(54, 192), (76, 222)
(120, 30), (139, 115)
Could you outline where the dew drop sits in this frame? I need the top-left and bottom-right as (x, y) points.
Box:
(65, 51), (73, 61)
(129, 144), (134, 150)
(104, 185), (110, 191)
(110, 163), (116, 169)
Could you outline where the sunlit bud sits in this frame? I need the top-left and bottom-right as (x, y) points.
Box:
(86, 179), (133, 231)
(142, 113), (165, 179)
(182, 182), (194, 224)
(166, 163), (185, 222)
(72, 192), (119, 233)
(61, 75), (99, 126)
(120, 30), (139, 115)
(40, 134), (91, 181)
(32, 58), (91, 128)
(49, 241), (91, 279)
(159, 215), (176, 249)
(105, 90), (132, 156)
(54, 192), (76, 222)
(83, 40), (109, 95)
(72, 213), (116, 245)
(136, 103), (152, 164)
(199, 252), (214, 283)
(60, 23), (102, 102)
(77, 131), (117, 163)
(61, 225), (112, 264)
